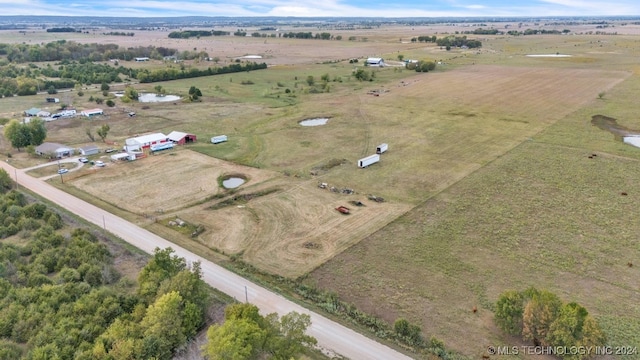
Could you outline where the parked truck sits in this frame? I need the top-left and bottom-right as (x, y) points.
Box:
(358, 154), (380, 168)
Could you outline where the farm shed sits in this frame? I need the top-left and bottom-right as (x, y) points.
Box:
(366, 57), (385, 67)
(168, 131), (197, 145)
(35, 142), (73, 158)
(24, 108), (40, 117)
(125, 133), (168, 152)
(81, 108), (104, 117)
(79, 145), (99, 156)
(111, 153), (135, 161)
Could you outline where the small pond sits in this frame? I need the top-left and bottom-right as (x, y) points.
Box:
(138, 93), (181, 103)
(222, 177), (245, 189)
(299, 118), (329, 126)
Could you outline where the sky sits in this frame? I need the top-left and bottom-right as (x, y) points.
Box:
(1, 0), (639, 18)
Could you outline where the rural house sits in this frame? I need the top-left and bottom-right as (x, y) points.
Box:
(35, 142), (73, 158)
(78, 145), (100, 156)
(168, 131), (197, 145)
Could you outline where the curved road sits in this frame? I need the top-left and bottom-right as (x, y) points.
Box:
(1, 160), (413, 360)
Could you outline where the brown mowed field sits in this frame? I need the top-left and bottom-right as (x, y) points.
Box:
(181, 181), (412, 277)
(67, 149), (278, 214)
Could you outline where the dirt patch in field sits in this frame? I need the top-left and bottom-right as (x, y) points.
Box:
(68, 149), (278, 214)
(180, 180), (413, 278)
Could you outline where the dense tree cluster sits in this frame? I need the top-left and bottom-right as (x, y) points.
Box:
(0, 40), (176, 63)
(4, 118), (47, 152)
(0, 208), (212, 360)
(495, 287), (607, 359)
(436, 35), (482, 49)
(202, 303), (317, 360)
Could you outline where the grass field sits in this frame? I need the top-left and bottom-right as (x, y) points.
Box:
(2, 23), (640, 358)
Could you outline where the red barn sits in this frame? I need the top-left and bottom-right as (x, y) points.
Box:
(168, 131), (197, 145)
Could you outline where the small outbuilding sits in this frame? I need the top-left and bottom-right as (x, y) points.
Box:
(35, 142), (74, 158)
(168, 131), (197, 145)
(81, 108), (104, 117)
(79, 145), (100, 156)
(366, 57), (385, 67)
(24, 108), (41, 117)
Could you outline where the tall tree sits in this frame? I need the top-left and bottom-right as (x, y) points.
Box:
(27, 118), (47, 146)
(522, 290), (562, 346)
(141, 291), (186, 359)
(0, 169), (13, 193)
(203, 318), (266, 360)
(96, 124), (110, 142)
(4, 120), (31, 151)
(495, 290), (525, 335)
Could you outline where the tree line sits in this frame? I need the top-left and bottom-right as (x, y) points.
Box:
(168, 30), (230, 38)
(136, 62), (267, 83)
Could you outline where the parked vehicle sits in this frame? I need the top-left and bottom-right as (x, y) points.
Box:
(335, 206), (351, 214)
(104, 148), (115, 153)
(376, 143), (388, 154)
(78, 157), (89, 163)
(95, 161), (105, 167)
(57, 168), (69, 174)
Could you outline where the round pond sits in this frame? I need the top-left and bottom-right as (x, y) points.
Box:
(222, 177), (245, 189)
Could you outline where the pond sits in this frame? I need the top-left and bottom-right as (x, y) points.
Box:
(222, 177), (245, 189)
(299, 118), (329, 126)
(138, 93), (181, 103)
(592, 114), (640, 149)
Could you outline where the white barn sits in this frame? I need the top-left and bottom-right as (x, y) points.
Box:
(124, 133), (168, 152)
(366, 57), (385, 67)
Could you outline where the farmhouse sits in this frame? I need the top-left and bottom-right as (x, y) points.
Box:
(78, 145), (99, 156)
(124, 133), (168, 152)
(35, 142), (73, 158)
(81, 108), (104, 117)
(168, 131), (197, 145)
(366, 57), (385, 67)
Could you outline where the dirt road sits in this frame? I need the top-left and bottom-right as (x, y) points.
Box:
(1, 160), (413, 360)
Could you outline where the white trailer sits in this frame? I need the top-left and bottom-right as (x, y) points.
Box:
(376, 143), (388, 154)
(211, 135), (228, 144)
(358, 154), (380, 168)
